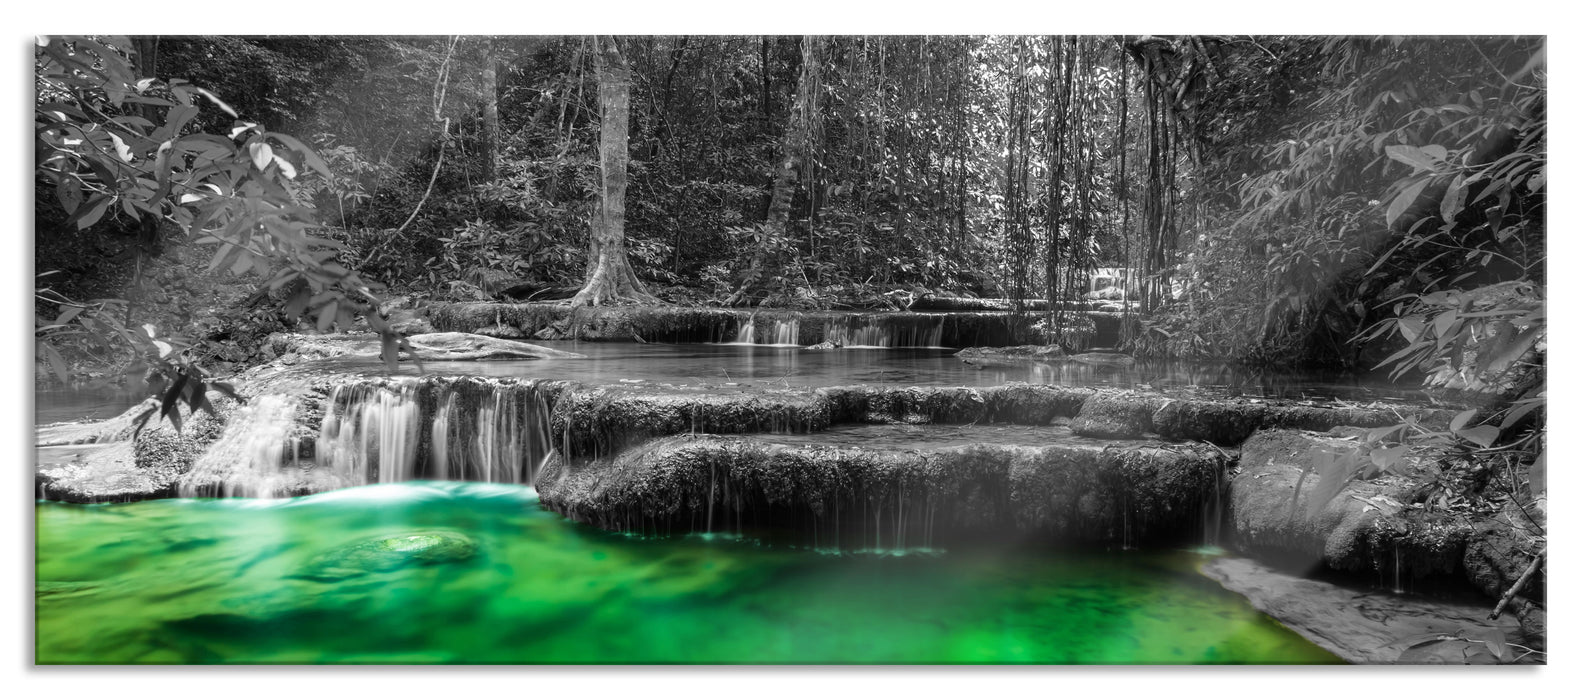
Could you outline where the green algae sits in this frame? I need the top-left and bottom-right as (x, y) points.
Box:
(35, 481), (1339, 665)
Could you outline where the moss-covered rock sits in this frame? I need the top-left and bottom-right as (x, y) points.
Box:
(1069, 391), (1166, 438)
(537, 433), (1227, 547)
(821, 385), (988, 425)
(1231, 429), (1471, 578)
(550, 386), (832, 460)
(980, 383), (1093, 424)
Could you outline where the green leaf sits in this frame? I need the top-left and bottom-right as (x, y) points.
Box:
(1387, 177), (1430, 226)
(68, 195), (112, 230)
(1456, 425), (1500, 448)
(316, 300), (339, 333)
(160, 371), (189, 423)
(190, 86), (238, 118)
(1431, 310), (1458, 338)
(39, 342), (71, 385)
(1306, 449), (1361, 518)
(1449, 409), (1479, 432)
(1384, 145), (1441, 173)
(248, 142), (274, 171)
(1439, 174), (1466, 223)
(1499, 399), (1542, 432)
(1529, 449), (1545, 495)
(108, 132), (133, 162)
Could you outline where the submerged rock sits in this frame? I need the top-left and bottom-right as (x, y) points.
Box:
(291, 530), (479, 582)
(1069, 352), (1136, 366)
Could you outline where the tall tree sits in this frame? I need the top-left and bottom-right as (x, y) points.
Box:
(725, 35), (822, 307)
(570, 36), (657, 306)
(480, 37), (500, 182)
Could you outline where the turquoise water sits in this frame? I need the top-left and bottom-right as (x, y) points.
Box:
(36, 481), (1340, 665)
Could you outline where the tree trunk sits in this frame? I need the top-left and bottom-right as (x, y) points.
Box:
(726, 35), (821, 307)
(570, 36), (657, 307)
(481, 37), (500, 182)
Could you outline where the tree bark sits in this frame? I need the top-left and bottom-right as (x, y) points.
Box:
(481, 37), (500, 182)
(570, 36), (657, 307)
(726, 35), (821, 307)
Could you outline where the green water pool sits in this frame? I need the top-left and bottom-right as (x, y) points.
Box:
(35, 481), (1341, 664)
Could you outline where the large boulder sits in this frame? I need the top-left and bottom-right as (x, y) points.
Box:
(1230, 429), (1469, 577)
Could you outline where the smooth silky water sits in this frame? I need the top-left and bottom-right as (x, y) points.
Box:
(35, 482), (1339, 664)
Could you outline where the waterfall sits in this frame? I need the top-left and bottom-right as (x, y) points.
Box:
(431, 382), (554, 484)
(771, 319), (800, 346)
(318, 383), (423, 486)
(733, 317), (756, 344)
(826, 316), (945, 348)
(179, 395), (311, 498)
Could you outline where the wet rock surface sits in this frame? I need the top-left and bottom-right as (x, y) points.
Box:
(35, 403), (229, 502)
(537, 432), (1228, 547)
(1069, 391), (1165, 438)
(1230, 428), (1467, 576)
(955, 345), (1066, 367)
(1201, 556), (1538, 664)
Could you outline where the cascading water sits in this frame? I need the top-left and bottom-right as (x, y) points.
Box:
(730, 316), (801, 346)
(771, 319), (800, 346)
(179, 395), (314, 498)
(826, 316), (945, 348)
(318, 383), (423, 486)
(430, 382), (553, 484)
(733, 317), (756, 344)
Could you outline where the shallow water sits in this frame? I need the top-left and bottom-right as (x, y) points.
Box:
(35, 481), (1340, 665)
(35, 386), (146, 425)
(326, 342), (1418, 401)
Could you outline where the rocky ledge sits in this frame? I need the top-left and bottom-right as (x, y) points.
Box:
(537, 430), (1228, 548)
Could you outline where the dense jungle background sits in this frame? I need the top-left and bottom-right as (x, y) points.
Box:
(34, 34), (1544, 408)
